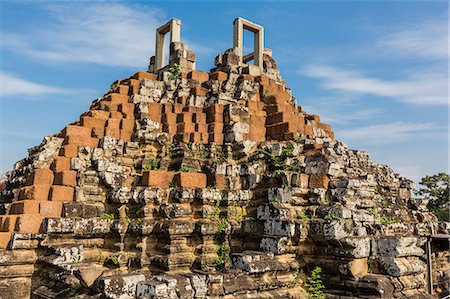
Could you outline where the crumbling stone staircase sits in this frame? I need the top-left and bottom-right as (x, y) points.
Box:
(0, 17), (448, 299)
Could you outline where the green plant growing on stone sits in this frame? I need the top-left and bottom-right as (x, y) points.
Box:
(179, 166), (197, 173)
(367, 207), (380, 219)
(169, 145), (183, 159)
(304, 266), (325, 299)
(169, 63), (181, 80)
(169, 181), (175, 188)
(281, 142), (294, 158)
(324, 213), (342, 221)
(143, 158), (160, 171)
(272, 197), (282, 205)
(380, 217), (399, 225)
(215, 242), (227, 271)
(102, 213), (116, 220)
(213, 199), (221, 219)
(104, 255), (119, 267)
(295, 136), (304, 143)
(293, 269), (300, 286)
(257, 148), (276, 161)
(297, 210), (310, 220)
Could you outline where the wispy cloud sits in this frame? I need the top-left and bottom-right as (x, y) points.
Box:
(2, 3), (163, 68)
(300, 64), (448, 106)
(376, 19), (448, 60)
(337, 121), (442, 145)
(0, 72), (67, 97)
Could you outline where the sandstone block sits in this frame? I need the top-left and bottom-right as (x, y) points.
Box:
(141, 171), (176, 188)
(49, 186), (74, 202)
(132, 71), (157, 81)
(106, 118), (121, 130)
(174, 172), (207, 189)
(119, 103), (135, 118)
(51, 157), (71, 172)
(120, 130), (132, 142)
(40, 201), (63, 217)
(209, 71), (228, 81)
(90, 110), (110, 119)
(63, 135), (99, 148)
(59, 145), (79, 158)
(15, 215), (43, 233)
(61, 125), (92, 137)
(81, 116), (106, 129)
(188, 70), (209, 83)
(19, 185), (50, 201)
(10, 200), (40, 214)
(309, 174), (330, 189)
(0, 215), (18, 232)
(104, 128), (120, 139)
(25, 168), (54, 186)
(0, 232), (11, 249)
(106, 93), (129, 104)
(54, 170), (77, 187)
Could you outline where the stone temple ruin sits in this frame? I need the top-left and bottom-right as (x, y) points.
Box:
(0, 17), (448, 299)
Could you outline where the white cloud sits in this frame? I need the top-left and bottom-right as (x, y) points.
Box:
(301, 64), (448, 106)
(2, 3), (163, 68)
(337, 121), (440, 144)
(376, 19), (448, 60)
(0, 72), (67, 97)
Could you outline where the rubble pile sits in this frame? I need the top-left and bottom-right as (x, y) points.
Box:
(0, 17), (448, 299)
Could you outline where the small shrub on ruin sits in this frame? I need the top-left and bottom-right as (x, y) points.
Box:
(304, 266), (325, 299)
(169, 63), (181, 80)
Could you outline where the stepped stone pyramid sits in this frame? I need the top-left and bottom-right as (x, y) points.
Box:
(0, 18), (448, 299)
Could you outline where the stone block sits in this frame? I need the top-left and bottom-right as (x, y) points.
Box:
(90, 110), (110, 119)
(132, 71), (157, 81)
(61, 125), (92, 137)
(49, 186), (74, 202)
(209, 71), (228, 81)
(51, 157), (71, 172)
(188, 70), (209, 83)
(309, 174), (330, 189)
(350, 258), (368, 278)
(120, 119), (135, 131)
(106, 118), (121, 130)
(81, 116), (107, 129)
(109, 111), (123, 119)
(97, 274), (145, 299)
(104, 128), (120, 139)
(141, 171), (176, 188)
(174, 172), (207, 189)
(39, 201), (63, 217)
(54, 170), (77, 187)
(25, 168), (54, 186)
(0, 232), (11, 249)
(106, 93), (130, 104)
(119, 103), (135, 118)
(0, 215), (19, 232)
(19, 185), (50, 201)
(120, 130), (132, 142)
(15, 215), (43, 233)
(255, 75), (270, 86)
(63, 203), (83, 217)
(63, 135), (99, 148)
(59, 145), (79, 158)
(10, 200), (40, 214)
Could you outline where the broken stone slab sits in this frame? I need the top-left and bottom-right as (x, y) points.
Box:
(377, 256), (426, 277)
(372, 236), (425, 257)
(96, 274), (145, 299)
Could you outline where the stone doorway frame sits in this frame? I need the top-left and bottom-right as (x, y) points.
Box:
(233, 17), (264, 69)
(155, 18), (181, 70)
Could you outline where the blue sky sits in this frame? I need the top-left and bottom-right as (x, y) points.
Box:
(0, 1), (448, 183)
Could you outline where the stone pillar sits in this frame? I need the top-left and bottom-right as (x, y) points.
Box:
(233, 17), (264, 69)
(155, 18), (181, 70)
